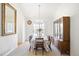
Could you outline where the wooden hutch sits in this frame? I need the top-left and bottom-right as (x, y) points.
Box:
(53, 16), (70, 55)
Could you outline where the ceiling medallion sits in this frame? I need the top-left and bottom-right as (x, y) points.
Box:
(27, 20), (32, 25)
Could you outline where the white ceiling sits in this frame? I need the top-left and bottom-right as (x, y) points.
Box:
(18, 3), (61, 20)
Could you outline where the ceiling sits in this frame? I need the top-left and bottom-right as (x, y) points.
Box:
(17, 3), (61, 20)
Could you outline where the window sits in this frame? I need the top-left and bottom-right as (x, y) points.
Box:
(33, 20), (45, 37)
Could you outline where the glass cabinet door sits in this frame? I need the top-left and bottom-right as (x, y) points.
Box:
(53, 21), (59, 39)
(53, 18), (63, 41)
(59, 18), (63, 41)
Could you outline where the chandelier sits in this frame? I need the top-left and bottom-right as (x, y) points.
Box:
(38, 5), (40, 19)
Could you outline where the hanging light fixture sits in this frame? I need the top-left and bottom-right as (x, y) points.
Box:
(37, 5), (43, 37)
(38, 5), (40, 19)
(38, 5), (44, 23)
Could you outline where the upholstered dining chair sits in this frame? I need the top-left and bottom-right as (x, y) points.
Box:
(29, 35), (33, 51)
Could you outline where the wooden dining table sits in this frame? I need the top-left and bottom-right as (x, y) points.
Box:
(34, 38), (44, 55)
(30, 37), (51, 55)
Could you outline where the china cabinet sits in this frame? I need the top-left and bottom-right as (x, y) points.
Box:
(53, 16), (70, 55)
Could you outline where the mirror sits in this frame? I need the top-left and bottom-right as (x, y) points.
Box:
(1, 3), (16, 36)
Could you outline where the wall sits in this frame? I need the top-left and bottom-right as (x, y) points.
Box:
(25, 18), (53, 40)
(0, 4), (18, 55)
(45, 19), (53, 36)
(18, 4), (58, 38)
(53, 3), (79, 56)
(24, 17), (33, 40)
(16, 5), (25, 44)
(0, 3), (25, 55)
(0, 4), (1, 36)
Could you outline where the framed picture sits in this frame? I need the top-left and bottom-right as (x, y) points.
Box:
(1, 3), (16, 36)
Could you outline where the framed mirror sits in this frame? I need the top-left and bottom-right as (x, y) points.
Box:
(1, 3), (16, 36)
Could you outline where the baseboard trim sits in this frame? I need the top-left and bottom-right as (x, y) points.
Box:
(3, 48), (16, 56)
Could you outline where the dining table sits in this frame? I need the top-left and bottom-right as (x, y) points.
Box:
(30, 35), (50, 52)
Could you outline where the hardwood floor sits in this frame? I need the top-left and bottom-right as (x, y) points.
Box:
(7, 41), (61, 56)
(28, 50), (54, 56)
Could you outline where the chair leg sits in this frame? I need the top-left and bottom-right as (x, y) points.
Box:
(42, 48), (44, 55)
(29, 46), (31, 51)
(35, 50), (37, 55)
(42, 49), (43, 55)
(35, 48), (37, 55)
